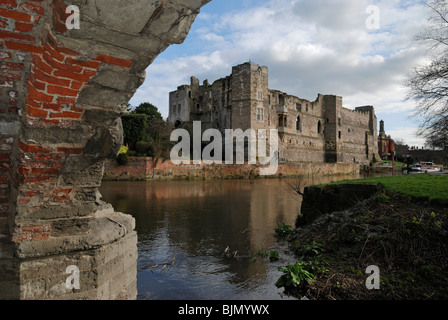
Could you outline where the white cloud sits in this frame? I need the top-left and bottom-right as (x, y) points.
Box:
(130, 0), (431, 146)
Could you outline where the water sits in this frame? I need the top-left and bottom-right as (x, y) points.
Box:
(99, 174), (361, 300)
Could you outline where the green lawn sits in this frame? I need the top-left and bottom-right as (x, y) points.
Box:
(333, 174), (448, 204)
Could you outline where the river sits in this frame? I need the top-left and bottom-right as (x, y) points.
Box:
(99, 174), (363, 300)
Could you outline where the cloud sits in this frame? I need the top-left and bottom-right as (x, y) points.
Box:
(130, 0), (431, 146)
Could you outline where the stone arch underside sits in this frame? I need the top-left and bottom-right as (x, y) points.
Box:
(0, 0), (210, 299)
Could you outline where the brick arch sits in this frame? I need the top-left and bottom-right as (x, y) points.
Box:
(0, 0), (210, 299)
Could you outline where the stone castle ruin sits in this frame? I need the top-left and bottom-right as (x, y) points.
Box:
(168, 62), (380, 165)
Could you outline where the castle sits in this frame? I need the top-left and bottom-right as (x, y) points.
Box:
(168, 62), (380, 164)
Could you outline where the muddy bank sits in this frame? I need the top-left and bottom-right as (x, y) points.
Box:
(281, 186), (448, 300)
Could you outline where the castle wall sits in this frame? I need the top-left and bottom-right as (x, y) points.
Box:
(168, 62), (379, 165)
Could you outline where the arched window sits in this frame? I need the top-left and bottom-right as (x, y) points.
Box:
(296, 115), (301, 131)
(317, 120), (322, 134)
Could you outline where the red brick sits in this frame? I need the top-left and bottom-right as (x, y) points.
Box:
(0, 70), (21, 81)
(15, 22), (34, 32)
(34, 153), (62, 161)
(66, 57), (101, 70)
(27, 85), (54, 103)
(28, 73), (46, 91)
(17, 166), (30, 175)
(42, 42), (65, 62)
(93, 54), (133, 68)
(54, 196), (70, 201)
(0, 62), (24, 70)
(47, 85), (78, 97)
(32, 55), (53, 74)
(19, 141), (50, 153)
(52, 189), (71, 195)
(21, 225), (49, 233)
(56, 96), (76, 104)
(70, 81), (83, 90)
(0, 0), (18, 9)
(19, 2), (45, 16)
(23, 176), (52, 182)
(53, 69), (91, 82)
(50, 111), (81, 119)
(42, 103), (61, 112)
(27, 105), (48, 118)
(32, 67), (71, 87)
(0, 8), (31, 22)
(43, 52), (83, 73)
(0, 30), (35, 43)
(19, 197), (30, 204)
(5, 41), (42, 54)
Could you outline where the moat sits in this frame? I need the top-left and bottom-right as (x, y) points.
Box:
(99, 174), (367, 300)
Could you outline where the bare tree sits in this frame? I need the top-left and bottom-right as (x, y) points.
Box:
(405, 0), (448, 146)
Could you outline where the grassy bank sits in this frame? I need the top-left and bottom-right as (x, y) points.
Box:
(275, 173), (448, 300)
(331, 174), (448, 205)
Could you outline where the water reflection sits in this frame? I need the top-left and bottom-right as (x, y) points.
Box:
(100, 174), (361, 300)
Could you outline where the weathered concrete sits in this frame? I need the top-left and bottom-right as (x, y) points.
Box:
(0, 0), (210, 299)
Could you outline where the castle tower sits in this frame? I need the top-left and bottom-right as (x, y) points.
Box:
(230, 62), (269, 131)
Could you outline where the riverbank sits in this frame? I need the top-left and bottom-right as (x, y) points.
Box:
(277, 174), (448, 300)
(102, 157), (361, 181)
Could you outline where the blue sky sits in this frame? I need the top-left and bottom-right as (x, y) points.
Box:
(130, 0), (431, 147)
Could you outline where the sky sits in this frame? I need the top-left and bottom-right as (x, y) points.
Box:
(129, 0), (433, 148)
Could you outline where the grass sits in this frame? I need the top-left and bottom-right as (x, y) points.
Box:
(331, 174), (448, 205)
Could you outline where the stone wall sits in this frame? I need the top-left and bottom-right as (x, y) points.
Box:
(103, 157), (360, 181)
(168, 62), (380, 165)
(0, 0), (210, 299)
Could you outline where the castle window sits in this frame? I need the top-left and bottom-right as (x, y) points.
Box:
(338, 131), (342, 139)
(296, 115), (301, 131)
(256, 108), (264, 122)
(317, 120), (322, 134)
(296, 103), (302, 112)
(306, 104), (309, 112)
(257, 92), (263, 100)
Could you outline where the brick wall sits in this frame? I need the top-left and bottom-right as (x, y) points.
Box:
(0, 0), (210, 299)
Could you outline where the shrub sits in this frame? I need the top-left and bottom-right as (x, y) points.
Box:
(275, 262), (315, 289)
(116, 153), (129, 165)
(135, 140), (151, 155)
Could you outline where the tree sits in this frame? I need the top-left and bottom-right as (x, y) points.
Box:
(121, 113), (148, 149)
(134, 102), (163, 124)
(145, 119), (175, 160)
(405, 0), (448, 149)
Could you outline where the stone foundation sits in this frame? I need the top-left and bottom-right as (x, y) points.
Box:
(103, 157), (360, 181)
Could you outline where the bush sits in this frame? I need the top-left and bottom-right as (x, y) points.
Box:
(135, 140), (151, 155)
(116, 153), (129, 165)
